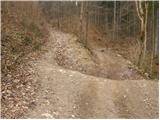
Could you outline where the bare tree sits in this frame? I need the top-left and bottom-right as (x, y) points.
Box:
(113, 1), (116, 41)
(80, 2), (84, 43)
(135, 1), (149, 67)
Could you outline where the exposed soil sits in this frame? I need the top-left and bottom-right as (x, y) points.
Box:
(50, 28), (143, 80)
(21, 29), (158, 119)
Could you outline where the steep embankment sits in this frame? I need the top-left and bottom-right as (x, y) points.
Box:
(1, 2), (48, 118)
(23, 29), (158, 118)
(49, 28), (143, 80)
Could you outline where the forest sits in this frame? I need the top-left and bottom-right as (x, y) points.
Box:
(1, 1), (159, 119)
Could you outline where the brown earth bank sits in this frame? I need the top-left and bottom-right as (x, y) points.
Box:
(50, 28), (143, 80)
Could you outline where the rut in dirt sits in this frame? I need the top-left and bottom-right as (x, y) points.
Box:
(23, 29), (158, 119)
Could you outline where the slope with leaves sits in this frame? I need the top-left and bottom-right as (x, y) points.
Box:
(1, 2), (48, 118)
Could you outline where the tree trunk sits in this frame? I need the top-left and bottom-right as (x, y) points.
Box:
(135, 1), (148, 68)
(85, 11), (89, 47)
(154, 9), (159, 57)
(150, 1), (155, 74)
(141, 2), (148, 66)
(113, 1), (116, 41)
(80, 2), (84, 43)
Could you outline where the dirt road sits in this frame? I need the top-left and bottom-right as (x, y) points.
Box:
(23, 29), (159, 118)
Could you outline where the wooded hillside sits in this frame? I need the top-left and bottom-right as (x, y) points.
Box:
(1, 1), (159, 119)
